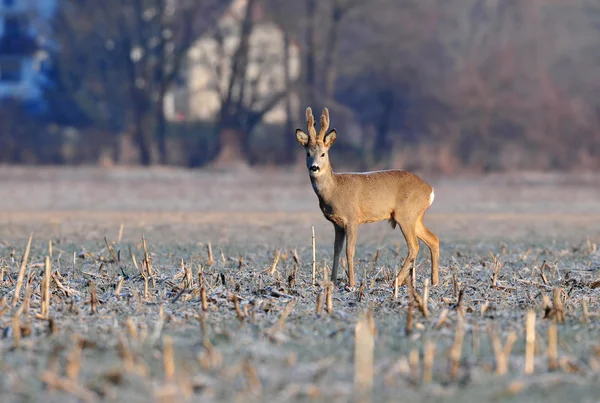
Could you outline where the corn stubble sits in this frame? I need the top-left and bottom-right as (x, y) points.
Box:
(0, 228), (597, 402)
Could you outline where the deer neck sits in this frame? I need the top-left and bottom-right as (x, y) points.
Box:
(310, 167), (336, 201)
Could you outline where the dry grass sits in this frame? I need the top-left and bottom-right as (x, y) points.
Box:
(0, 167), (599, 402)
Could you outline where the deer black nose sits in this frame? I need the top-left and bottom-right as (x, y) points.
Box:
(310, 165), (320, 172)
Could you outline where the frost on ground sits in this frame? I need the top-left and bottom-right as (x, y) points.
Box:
(0, 167), (599, 402)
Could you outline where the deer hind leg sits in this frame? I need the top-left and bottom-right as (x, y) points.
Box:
(394, 215), (420, 288)
(331, 224), (346, 284)
(416, 214), (440, 286)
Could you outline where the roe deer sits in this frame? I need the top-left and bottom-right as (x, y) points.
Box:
(296, 107), (439, 288)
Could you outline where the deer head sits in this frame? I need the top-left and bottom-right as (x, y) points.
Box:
(296, 107), (337, 177)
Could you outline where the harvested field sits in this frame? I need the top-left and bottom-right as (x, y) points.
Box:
(0, 166), (599, 402)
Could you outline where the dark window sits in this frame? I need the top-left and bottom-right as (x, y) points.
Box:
(0, 57), (21, 82)
(4, 17), (23, 37)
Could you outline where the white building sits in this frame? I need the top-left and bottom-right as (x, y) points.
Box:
(164, 0), (301, 125)
(0, 0), (55, 102)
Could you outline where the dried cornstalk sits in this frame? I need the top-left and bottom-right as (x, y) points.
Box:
(117, 223), (124, 243)
(581, 299), (589, 323)
(13, 232), (33, 307)
(163, 335), (175, 381)
(143, 274), (149, 300)
(455, 287), (465, 315)
(23, 274), (35, 313)
(183, 260), (193, 289)
(233, 295), (245, 321)
(88, 280), (98, 315)
(52, 274), (78, 297)
(423, 341), (436, 384)
(435, 309), (449, 329)
(129, 245), (139, 271)
(448, 314), (464, 379)
(12, 303), (25, 348)
(489, 326), (517, 375)
(267, 300), (296, 337)
(492, 258), (502, 288)
(422, 279), (430, 317)
(124, 317), (138, 341)
(316, 291), (324, 316)
(553, 288), (565, 324)
(117, 333), (135, 372)
(358, 281), (366, 303)
(525, 310), (536, 374)
(142, 234), (155, 287)
(269, 250), (281, 275)
(452, 272), (458, 298)
(206, 242), (214, 266)
(201, 287), (208, 312)
(41, 256), (51, 319)
(407, 277), (427, 318)
(409, 349), (420, 384)
(66, 335), (83, 381)
(198, 265), (204, 287)
(288, 263), (297, 289)
(354, 310), (375, 396)
(48, 239), (53, 258)
(548, 319), (558, 371)
(104, 236), (118, 263)
(539, 261), (549, 285)
(242, 357), (262, 394)
(472, 323), (480, 357)
(114, 277), (124, 297)
(480, 300), (490, 317)
(40, 372), (97, 403)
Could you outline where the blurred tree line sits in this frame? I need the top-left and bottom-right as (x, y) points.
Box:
(1, 0), (599, 173)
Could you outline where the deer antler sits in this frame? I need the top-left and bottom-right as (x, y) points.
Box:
(317, 108), (330, 141)
(306, 107), (317, 142)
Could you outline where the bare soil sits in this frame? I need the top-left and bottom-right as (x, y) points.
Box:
(0, 166), (599, 403)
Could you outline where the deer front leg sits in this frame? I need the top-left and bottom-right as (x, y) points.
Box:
(331, 224), (346, 284)
(345, 223), (358, 287)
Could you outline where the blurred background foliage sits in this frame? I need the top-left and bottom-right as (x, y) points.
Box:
(0, 0), (599, 173)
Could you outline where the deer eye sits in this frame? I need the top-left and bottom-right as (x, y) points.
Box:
(321, 153), (325, 157)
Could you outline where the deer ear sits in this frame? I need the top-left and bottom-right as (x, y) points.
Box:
(296, 129), (309, 146)
(324, 128), (337, 147)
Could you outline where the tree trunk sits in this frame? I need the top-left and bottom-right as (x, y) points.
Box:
(305, 0), (317, 108)
(112, 132), (122, 164)
(133, 119), (152, 166)
(209, 0), (256, 169)
(156, 93), (168, 165)
(374, 89), (394, 165)
(211, 127), (249, 169)
(323, 2), (343, 100)
(283, 30), (296, 164)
